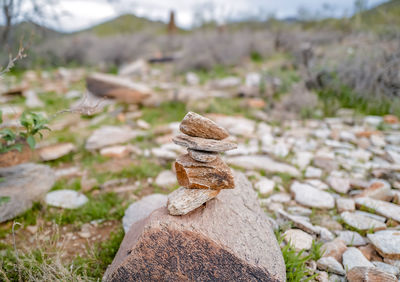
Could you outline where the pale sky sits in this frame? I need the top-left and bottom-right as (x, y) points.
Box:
(15, 0), (391, 32)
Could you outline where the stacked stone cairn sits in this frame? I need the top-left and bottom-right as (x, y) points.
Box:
(167, 112), (237, 215)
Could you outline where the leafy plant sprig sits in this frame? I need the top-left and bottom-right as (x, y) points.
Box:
(0, 110), (50, 153)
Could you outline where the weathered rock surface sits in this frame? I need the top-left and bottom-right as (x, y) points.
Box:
(290, 182), (335, 209)
(179, 111), (229, 140)
(336, 198), (355, 213)
(173, 134), (237, 152)
(167, 187), (220, 215)
(367, 230), (400, 260)
(335, 231), (367, 246)
(321, 238), (347, 262)
(341, 211), (386, 231)
(85, 126), (143, 150)
(187, 148), (218, 163)
(45, 189), (88, 209)
(86, 72), (151, 103)
(283, 229), (313, 251)
(342, 247), (374, 271)
(346, 266), (397, 282)
(355, 197), (400, 222)
(104, 172), (286, 281)
(0, 163), (55, 223)
(226, 155), (300, 177)
(175, 154), (234, 189)
(356, 180), (393, 201)
(122, 194), (167, 232)
(38, 143), (76, 161)
(317, 257), (345, 275)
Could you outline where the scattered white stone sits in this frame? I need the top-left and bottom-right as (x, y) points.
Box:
(85, 126), (144, 150)
(122, 194), (167, 232)
(368, 230), (400, 260)
(293, 151), (314, 169)
(341, 211), (386, 231)
(371, 135), (386, 147)
(290, 182), (335, 209)
(364, 116), (383, 126)
(317, 257), (345, 275)
(328, 176), (350, 194)
(372, 261), (400, 277)
(255, 178), (275, 195)
(45, 190), (88, 209)
(245, 72), (261, 87)
(24, 90), (44, 108)
(355, 197), (400, 222)
(305, 166), (323, 178)
(336, 198), (355, 213)
(287, 206), (312, 216)
(186, 72), (200, 85)
(39, 143), (76, 161)
(335, 231), (367, 246)
(354, 210), (386, 222)
(100, 145), (131, 158)
(342, 247), (374, 271)
(155, 170), (177, 188)
(267, 193), (292, 203)
(306, 179), (329, 190)
(211, 76), (241, 89)
(283, 229), (313, 251)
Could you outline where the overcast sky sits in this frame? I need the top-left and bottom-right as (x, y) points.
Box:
(45, 0), (388, 31)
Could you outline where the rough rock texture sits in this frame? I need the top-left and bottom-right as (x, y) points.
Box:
(86, 72), (151, 103)
(367, 230), (400, 259)
(187, 148), (218, 163)
(104, 172), (286, 281)
(341, 211), (386, 231)
(122, 194), (167, 232)
(0, 163), (55, 223)
(317, 257), (345, 275)
(180, 112), (229, 140)
(283, 229), (313, 251)
(346, 267), (397, 282)
(175, 154), (234, 189)
(38, 143), (76, 161)
(321, 238), (347, 262)
(355, 197), (400, 222)
(167, 187), (220, 215)
(173, 134), (237, 152)
(342, 247), (374, 271)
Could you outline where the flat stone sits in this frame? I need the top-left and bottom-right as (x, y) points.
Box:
(341, 211), (386, 231)
(290, 182), (335, 209)
(167, 187), (220, 216)
(356, 180), (393, 201)
(372, 261), (400, 277)
(321, 238), (347, 262)
(86, 126), (144, 150)
(207, 114), (256, 137)
(342, 247), (374, 271)
(305, 166), (323, 178)
(187, 149), (218, 163)
(317, 257), (345, 275)
(175, 154), (234, 190)
(24, 89), (44, 108)
(335, 231), (367, 246)
(283, 229), (313, 251)
(104, 172), (286, 281)
(45, 189), (88, 209)
(0, 163), (55, 223)
(336, 198), (355, 213)
(355, 197), (400, 222)
(226, 155), (300, 177)
(100, 145), (131, 158)
(328, 176), (350, 194)
(155, 170), (177, 188)
(173, 134), (237, 152)
(122, 194), (167, 232)
(38, 143), (76, 161)
(368, 230), (400, 260)
(254, 178), (275, 195)
(346, 267), (397, 282)
(179, 112), (229, 140)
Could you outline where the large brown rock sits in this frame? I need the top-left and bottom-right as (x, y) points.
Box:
(175, 154), (234, 189)
(346, 266), (397, 282)
(104, 172), (286, 281)
(86, 73), (151, 104)
(173, 134), (237, 152)
(180, 111), (229, 140)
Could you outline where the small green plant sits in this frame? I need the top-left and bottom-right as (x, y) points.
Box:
(310, 240), (324, 261)
(0, 110), (50, 153)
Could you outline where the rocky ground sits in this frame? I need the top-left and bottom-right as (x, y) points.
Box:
(0, 56), (400, 281)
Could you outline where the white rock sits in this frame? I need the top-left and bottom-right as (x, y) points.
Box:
(342, 247), (374, 271)
(368, 230), (400, 260)
(208, 115), (255, 137)
(317, 257), (345, 275)
(185, 72), (200, 85)
(119, 59), (148, 76)
(39, 143), (76, 161)
(245, 72), (261, 87)
(335, 231), (367, 246)
(355, 197), (400, 222)
(226, 155), (300, 177)
(372, 261), (400, 276)
(364, 116), (383, 126)
(283, 229), (313, 251)
(305, 166), (323, 178)
(328, 176), (350, 194)
(122, 194), (167, 232)
(24, 90), (44, 108)
(167, 187), (219, 216)
(341, 211), (386, 231)
(100, 145), (131, 158)
(266, 193), (291, 203)
(212, 76), (241, 89)
(371, 135), (386, 147)
(45, 190), (88, 209)
(85, 126), (143, 150)
(290, 182), (335, 209)
(155, 170), (177, 188)
(306, 179), (329, 190)
(336, 198), (355, 213)
(151, 147), (177, 160)
(255, 178), (275, 195)
(354, 211), (386, 222)
(293, 151), (314, 169)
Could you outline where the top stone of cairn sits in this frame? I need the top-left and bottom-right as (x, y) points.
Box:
(180, 111), (229, 140)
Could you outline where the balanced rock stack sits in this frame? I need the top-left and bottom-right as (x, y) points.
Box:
(167, 112), (237, 215)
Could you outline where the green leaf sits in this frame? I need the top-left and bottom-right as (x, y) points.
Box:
(26, 135), (35, 149)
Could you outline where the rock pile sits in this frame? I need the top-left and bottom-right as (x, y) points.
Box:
(167, 112), (237, 215)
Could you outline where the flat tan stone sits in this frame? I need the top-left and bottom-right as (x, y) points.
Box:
(188, 149), (218, 163)
(347, 267), (397, 282)
(173, 134), (237, 152)
(180, 111), (229, 140)
(175, 154), (234, 190)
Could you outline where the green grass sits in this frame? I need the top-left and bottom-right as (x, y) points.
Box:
(194, 64), (236, 84)
(202, 97), (252, 118)
(141, 101), (187, 126)
(38, 91), (71, 115)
